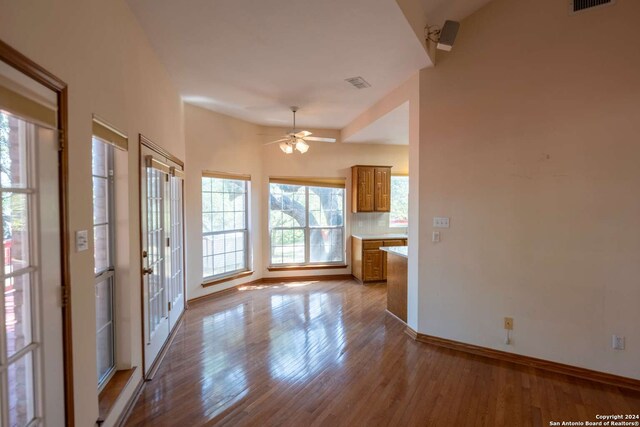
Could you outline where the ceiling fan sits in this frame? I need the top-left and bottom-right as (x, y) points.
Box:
(265, 106), (336, 154)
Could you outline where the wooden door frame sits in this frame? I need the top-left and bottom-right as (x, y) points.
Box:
(138, 134), (186, 378)
(0, 40), (74, 425)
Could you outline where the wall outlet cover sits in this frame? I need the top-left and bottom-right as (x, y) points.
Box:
(75, 230), (89, 252)
(612, 335), (625, 350)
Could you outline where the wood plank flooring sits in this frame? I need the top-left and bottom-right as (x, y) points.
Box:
(125, 279), (640, 426)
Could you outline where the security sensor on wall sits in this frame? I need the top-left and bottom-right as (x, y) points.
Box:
(425, 20), (461, 51)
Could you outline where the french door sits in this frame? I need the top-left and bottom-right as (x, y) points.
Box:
(140, 143), (184, 376)
(0, 114), (65, 425)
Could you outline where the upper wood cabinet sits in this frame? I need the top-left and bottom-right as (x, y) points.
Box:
(351, 165), (392, 213)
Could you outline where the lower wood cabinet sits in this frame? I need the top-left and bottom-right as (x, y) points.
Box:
(352, 236), (407, 283)
(363, 249), (383, 281)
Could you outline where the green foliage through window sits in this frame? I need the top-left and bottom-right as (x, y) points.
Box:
(390, 176), (409, 228)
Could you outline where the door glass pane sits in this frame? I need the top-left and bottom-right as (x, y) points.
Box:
(5, 275), (32, 358)
(170, 177), (183, 303)
(8, 351), (36, 426)
(146, 167), (165, 335)
(3, 193), (30, 273)
(0, 114), (29, 188)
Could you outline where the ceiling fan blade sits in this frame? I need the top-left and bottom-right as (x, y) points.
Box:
(294, 130), (312, 138)
(264, 138), (290, 146)
(304, 136), (336, 143)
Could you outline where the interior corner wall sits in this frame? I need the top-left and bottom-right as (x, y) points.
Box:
(0, 0), (185, 425)
(184, 103), (265, 300)
(416, 0), (640, 379)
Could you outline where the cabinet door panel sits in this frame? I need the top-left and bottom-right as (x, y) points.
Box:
(363, 249), (383, 281)
(374, 167), (391, 212)
(357, 167), (375, 212)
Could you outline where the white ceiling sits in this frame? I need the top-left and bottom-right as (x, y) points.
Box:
(126, 0), (431, 129)
(343, 101), (409, 145)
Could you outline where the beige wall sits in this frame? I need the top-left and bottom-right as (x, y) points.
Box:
(184, 104), (264, 300)
(0, 0), (185, 425)
(415, 0), (640, 379)
(184, 104), (409, 296)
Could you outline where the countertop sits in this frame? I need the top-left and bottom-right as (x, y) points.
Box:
(351, 233), (408, 240)
(380, 246), (408, 258)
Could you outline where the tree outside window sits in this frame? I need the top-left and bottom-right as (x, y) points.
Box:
(390, 175), (409, 228)
(269, 182), (345, 265)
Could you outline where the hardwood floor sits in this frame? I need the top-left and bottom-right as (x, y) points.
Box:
(125, 279), (640, 426)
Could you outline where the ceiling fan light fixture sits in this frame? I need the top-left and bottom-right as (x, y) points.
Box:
(295, 139), (309, 153)
(279, 141), (293, 154)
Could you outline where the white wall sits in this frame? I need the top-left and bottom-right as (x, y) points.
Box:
(415, 0), (640, 379)
(184, 104), (409, 296)
(0, 0), (185, 425)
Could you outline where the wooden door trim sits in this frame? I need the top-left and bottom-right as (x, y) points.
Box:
(137, 134), (185, 378)
(139, 134), (184, 168)
(0, 39), (74, 426)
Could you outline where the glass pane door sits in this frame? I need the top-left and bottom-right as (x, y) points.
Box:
(0, 111), (64, 426)
(146, 166), (167, 340)
(168, 175), (184, 330)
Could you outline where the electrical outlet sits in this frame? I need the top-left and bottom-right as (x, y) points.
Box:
(612, 335), (625, 350)
(504, 317), (513, 330)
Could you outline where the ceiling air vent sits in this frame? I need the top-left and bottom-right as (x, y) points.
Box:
(345, 76), (371, 89)
(570, 0), (615, 14)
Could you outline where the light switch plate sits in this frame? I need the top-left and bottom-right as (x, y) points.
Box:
(432, 231), (441, 242)
(76, 230), (89, 252)
(433, 217), (450, 228)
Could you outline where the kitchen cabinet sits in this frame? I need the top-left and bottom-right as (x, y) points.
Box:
(351, 165), (392, 213)
(351, 235), (407, 283)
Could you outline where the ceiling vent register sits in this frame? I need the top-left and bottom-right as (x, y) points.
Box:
(345, 76), (371, 89)
(570, 0), (615, 13)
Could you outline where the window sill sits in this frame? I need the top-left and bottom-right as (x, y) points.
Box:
(267, 264), (348, 272)
(202, 270), (254, 288)
(97, 367), (136, 424)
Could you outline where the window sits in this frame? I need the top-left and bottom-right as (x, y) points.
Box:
(269, 179), (345, 266)
(92, 136), (116, 388)
(390, 175), (409, 228)
(202, 174), (250, 280)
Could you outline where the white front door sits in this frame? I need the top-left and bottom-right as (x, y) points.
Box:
(0, 112), (64, 426)
(141, 146), (185, 376)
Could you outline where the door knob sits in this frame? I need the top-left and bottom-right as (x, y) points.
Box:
(142, 267), (154, 275)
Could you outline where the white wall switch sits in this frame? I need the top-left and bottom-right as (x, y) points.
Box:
(433, 217), (450, 228)
(432, 231), (441, 242)
(76, 230), (89, 252)
(612, 335), (625, 350)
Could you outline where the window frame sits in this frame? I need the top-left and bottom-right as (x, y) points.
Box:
(268, 182), (346, 267)
(389, 174), (409, 228)
(91, 136), (117, 391)
(201, 174), (251, 282)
